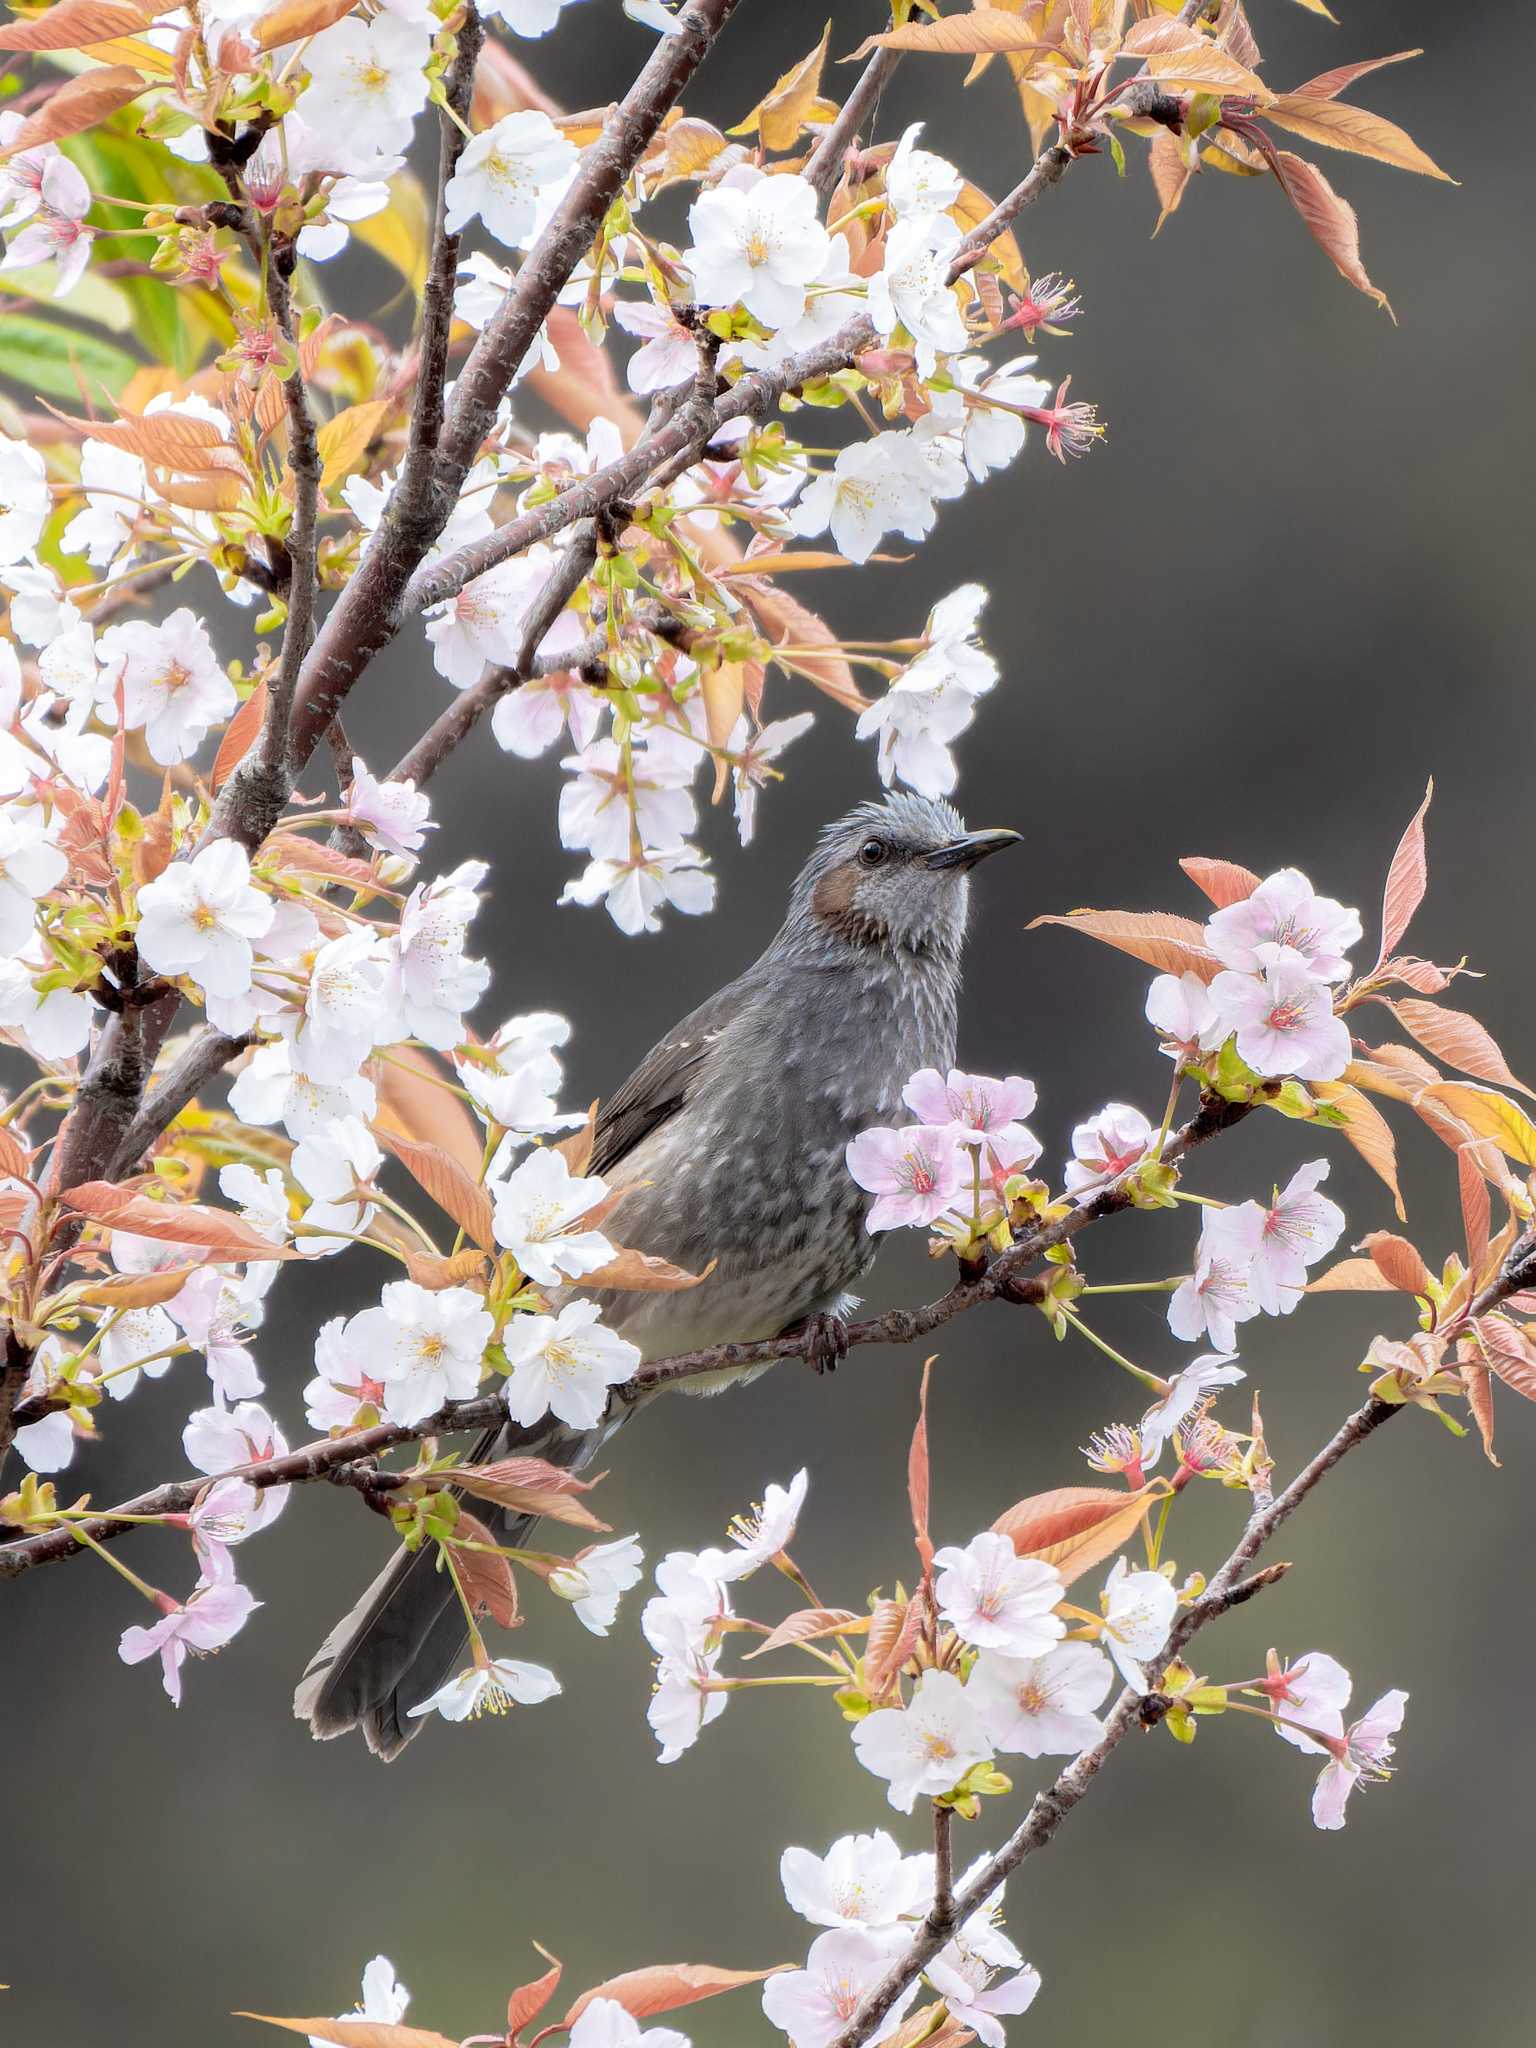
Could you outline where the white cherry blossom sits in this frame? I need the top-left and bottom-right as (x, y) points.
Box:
(780, 1831), (934, 1934)
(968, 1641), (1114, 1758)
(558, 845), (715, 935)
(685, 171), (831, 329)
(0, 806), (66, 958)
(0, 435), (50, 566)
(406, 1656), (562, 1720)
(1099, 1557), (1178, 1689)
(296, 14), (433, 159)
(549, 1534), (645, 1635)
(99, 607), (236, 764)
(502, 1299), (639, 1429)
(134, 840), (274, 998)
(932, 1532), (1065, 1655)
(762, 1929), (920, 2048)
(343, 1281), (493, 1426)
(850, 1667), (991, 1812)
(443, 107), (576, 247)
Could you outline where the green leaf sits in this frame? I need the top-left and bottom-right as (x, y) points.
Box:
(0, 316), (137, 401)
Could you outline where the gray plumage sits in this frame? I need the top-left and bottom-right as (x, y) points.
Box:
(295, 793), (1018, 1756)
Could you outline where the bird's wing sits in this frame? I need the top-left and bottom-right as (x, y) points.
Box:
(590, 975), (752, 1178)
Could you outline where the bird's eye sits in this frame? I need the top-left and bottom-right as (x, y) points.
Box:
(858, 837), (888, 868)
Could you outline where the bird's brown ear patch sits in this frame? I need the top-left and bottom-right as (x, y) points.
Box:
(812, 862), (886, 946)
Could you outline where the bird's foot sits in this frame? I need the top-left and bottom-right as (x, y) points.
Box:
(791, 1309), (850, 1376)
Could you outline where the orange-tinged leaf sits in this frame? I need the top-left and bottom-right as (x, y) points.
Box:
(1388, 999), (1530, 1098)
(908, 1356), (934, 1581)
(1458, 1143), (1491, 1281)
(585, 1246), (710, 1292)
(45, 401), (236, 474)
(1295, 50), (1421, 103)
(947, 181), (1026, 293)
(743, 1606), (866, 1659)
(734, 21), (831, 154)
(1128, 22), (1268, 97)
(1478, 1315), (1536, 1403)
(149, 471), (246, 514)
(507, 1951), (563, 2040)
(1028, 909), (1218, 980)
(250, 0), (357, 47)
(211, 681), (268, 794)
(1310, 1079), (1405, 1222)
(1361, 1230), (1433, 1296)
(1264, 93), (1453, 181)
(701, 660), (745, 752)
(453, 1508), (518, 1626)
(1271, 148), (1391, 312)
(61, 1184), (298, 1261)
(1417, 1085), (1536, 1170)
(3, 64), (147, 149)
(1148, 126), (1194, 230)
(864, 1593), (922, 1695)
(400, 1246), (489, 1291)
(1375, 779), (1432, 968)
(0, 0), (154, 50)
(564, 1965), (787, 2027)
(71, 1263), (202, 1307)
(370, 1045), (483, 1180)
(994, 1483), (1158, 1587)
(376, 1128), (493, 1252)
(1179, 856), (1260, 909)
(723, 550), (859, 578)
(316, 398), (390, 491)
(265, 832), (377, 891)
(0, 1123), (32, 1178)
(236, 2017), (457, 2048)
(555, 1102), (598, 1177)
(740, 581), (865, 709)
(655, 115), (729, 183)
(1307, 1256), (1399, 1293)
(851, 14), (1051, 57)
(454, 1471), (610, 1532)
(1461, 1350), (1498, 1465)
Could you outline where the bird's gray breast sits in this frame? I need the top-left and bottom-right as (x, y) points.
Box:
(584, 947), (958, 1373)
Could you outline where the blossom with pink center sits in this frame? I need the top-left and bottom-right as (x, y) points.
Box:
(182, 1400), (289, 1532)
(967, 1641), (1113, 1758)
(932, 1531), (1065, 1656)
(1249, 1160), (1346, 1315)
(925, 1951), (1042, 2048)
(343, 1281), (493, 1427)
(1168, 1203), (1264, 1353)
(492, 666), (607, 758)
(98, 606), (236, 765)
(0, 150), (93, 295)
(762, 1928), (920, 2048)
(118, 1573), (260, 1704)
(780, 1831), (934, 1934)
(850, 1667), (992, 1812)
(305, 1313), (390, 1430)
(1137, 1353), (1244, 1462)
(846, 1122), (966, 1232)
(425, 547), (581, 688)
(903, 1067), (1037, 1142)
(1312, 1689), (1408, 1830)
(1207, 944), (1351, 1081)
(1262, 1649), (1353, 1756)
(559, 845), (715, 936)
(612, 296), (698, 393)
(168, 1270), (265, 1401)
(1205, 867), (1362, 982)
(1145, 968), (1221, 1053)
(134, 839), (274, 1000)
(345, 755), (433, 857)
(1063, 1101), (1155, 1200)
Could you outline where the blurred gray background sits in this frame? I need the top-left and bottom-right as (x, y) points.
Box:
(5, 1), (1535, 2041)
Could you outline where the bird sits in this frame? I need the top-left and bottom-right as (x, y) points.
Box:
(295, 791), (1019, 1756)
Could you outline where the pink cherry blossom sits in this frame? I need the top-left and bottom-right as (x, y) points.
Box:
(1138, 1353), (1244, 1461)
(118, 1574), (260, 1704)
(902, 1067), (1037, 1141)
(925, 1952), (1041, 2048)
(1205, 867), (1362, 982)
(1145, 969), (1220, 1052)
(612, 297), (698, 393)
(846, 1123), (966, 1231)
(1168, 1204), (1265, 1352)
(1249, 1160), (1347, 1314)
(345, 756), (433, 856)
(932, 1532), (1065, 1656)
(762, 1928), (920, 2048)
(1063, 1101), (1155, 1199)
(1312, 1689), (1407, 1830)
(1262, 1649), (1352, 1756)
(1207, 945), (1351, 1081)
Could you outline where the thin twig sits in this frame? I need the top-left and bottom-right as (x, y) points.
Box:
(407, 0), (484, 475)
(804, 46), (899, 198)
(106, 1027), (254, 1181)
(260, 263), (321, 780)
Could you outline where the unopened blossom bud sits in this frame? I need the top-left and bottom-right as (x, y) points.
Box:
(376, 853), (415, 887)
(547, 1562), (592, 1603)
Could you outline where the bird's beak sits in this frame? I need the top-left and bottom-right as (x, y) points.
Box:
(924, 828), (1023, 871)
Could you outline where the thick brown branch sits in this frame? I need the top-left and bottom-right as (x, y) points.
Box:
(106, 1026), (254, 1181)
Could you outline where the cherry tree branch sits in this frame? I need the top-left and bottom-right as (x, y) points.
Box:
(0, 1089), (1254, 1573)
(827, 1223), (1536, 2048)
(803, 46), (899, 198)
(407, 0), (485, 476)
(106, 1027), (255, 1181)
(261, 262), (321, 781)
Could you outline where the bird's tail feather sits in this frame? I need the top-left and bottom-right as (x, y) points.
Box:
(294, 1412), (612, 1758)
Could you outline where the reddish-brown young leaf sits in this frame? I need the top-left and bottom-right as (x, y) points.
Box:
(1270, 149), (1390, 312)
(993, 1484), (1158, 1587)
(1310, 1080), (1406, 1222)
(851, 13), (1049, 57)
(1361, 1230), (1433, 1296)
(908, 1356), (935, 1583)
(1264, 92), (1452, 181)
(44, 400), (237, 474)
(211, 681), (268, 793)
(132, 776), (176, 887)
(454, 1462), (611, 1532)
(507, 1949), (562, 2041)
(743, 1607), (867, 1660)
(738, 581), (866, 710)
(1459, 1346), (1498, 1466)
(249, 0), (359, 48)
(71, 1264), (203, 1307)
(863, 1594), (920, 1697)
(61, 1184), (298, 1261)
(375, 1128), (493, 1252)
(0, 0), (156, 48)
(584, 1246), (710, 1292)
(1374, 778), (1433, 968)
(564, 1967), (788, 2028)
(1178, 856), (1261, 909)
(555, 1103), (598, 1176)
(1028, 909), (1218, 981)
(1476, 1315), (1536, 1402)
(235, 2019), (457, 2048)
(1293, 49), (1420, 101)
(0, 1123), (32, 1178)
(370, 1045), (484, 1181)
(394, 1244), (489, 1291)
(1307, 1256), (1399, 1293)
(452, 1509), (519, 1627)
(1457, 1140), (1497, 1282)
(1388, 999), (1532, 1098)
(265, 832), (377, 890)
(1378, 954), (1457, 995)
(1147, 126), (1193, 231)
(5, 63), (147, 148)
